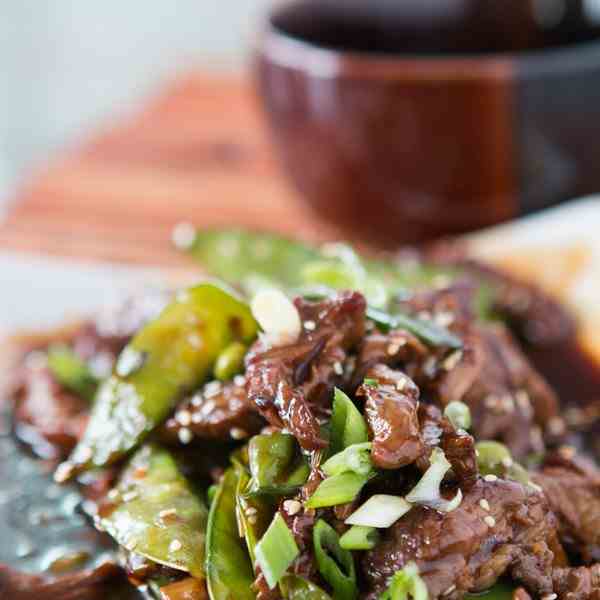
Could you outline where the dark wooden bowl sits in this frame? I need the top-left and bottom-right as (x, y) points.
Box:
(256, 0), (600, 246)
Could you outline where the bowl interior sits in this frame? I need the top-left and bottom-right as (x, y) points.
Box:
(270, 0), (600, 56)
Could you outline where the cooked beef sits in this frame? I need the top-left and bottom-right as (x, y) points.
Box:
(0, 562), (125, 600)
(357, 364), (423, 470)
(245, 291), (366, 451)
(439, 415), (479, 490)
(12, 365), (88, 457)
(533, 452), (600, 564)
(160, 379), (264, 443)
(362, 478), (559, 599)
(552, 565), (600, 599)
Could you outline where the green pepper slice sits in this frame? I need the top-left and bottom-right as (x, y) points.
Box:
(100, 444), (208, 578)
(205, 468), (256, 600)
(58, 282), (258, 478)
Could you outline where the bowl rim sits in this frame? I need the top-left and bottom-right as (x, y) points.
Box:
(260, 3), (600, 81)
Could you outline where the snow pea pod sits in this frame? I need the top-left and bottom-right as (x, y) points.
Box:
(205, 467), (256, 600)
(280, 575), (333, 600)
(58, 282), (258, 479)
(100, 444), (208, 578)
(47, 344), (98, 402)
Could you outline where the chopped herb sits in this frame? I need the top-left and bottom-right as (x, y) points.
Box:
(339, 525), (380, 551)
(329, 388), (369, 457)
(305, 472), (371, 509)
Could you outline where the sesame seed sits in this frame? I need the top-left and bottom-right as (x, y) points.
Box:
(191, 394), (203, 407)
(479, 499), (490, 511)
(283, 500), (302, 516)
(435, 311), (455, 328)
(178, 428), (193, 445)
(245, 507), (258, 516)
(333, 362), (344, 376)
(77, 446), (93, 462)
(204, 381), (222, 398)
(247, 515), (258, 525)
(484, 474), (498, 482)
(304, 320), (316, 331)
(169, 539), (183, 552)
(108, 489), (120, 501)
(396, 378), (407, 391)
(501, 457), (513, 468)
(171, 222), (197, 249)
(231, 427), (247, 440)
(484, 516), (496, 528)
(54, 462), (74, 483)
(200, 399), (216, 416)
(423, 357), (437, 377)
(547, 417), (565, 436)
(443, 585), (456, 596)
(442, 350), (462, 371)
(234, 375), (246, 387)
(159, 508), (178, 519)
(542, 594), (557, 600)
(387, 343), (401, 356)
(123, 491), (139, 502)
(176, 410), (192, 427)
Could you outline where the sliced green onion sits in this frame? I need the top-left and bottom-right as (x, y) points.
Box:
(378, 562), (428, 600)
(444, 401), (471, 431)
(207, 484), (218, 506)
(313, 520), (358, 600)
(214, 341), (247, 381)
(476, 441), (512, 477)
(322, 443), (373, 478)
(345, 495), (412, 528)
(405, 448), (462, 513)
(255, 513), (299, 589)
(366, 307), (462, 350)
(329, 388), (369, 456)
(339, 525), (380, 551)
(47, 345), (98, 402)
(305, 472), (370, 509)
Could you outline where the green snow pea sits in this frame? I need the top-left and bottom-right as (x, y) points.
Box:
(280, 575), (333, 600)
(59, 282), (258, 478)
(245, 433), (310, 497)
(100, 444), (208, 578)
(205, 467), (256, 600)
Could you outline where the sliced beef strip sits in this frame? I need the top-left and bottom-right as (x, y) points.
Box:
(552, 565), (600, 600)
(0, 562), (126, 600)
(245, 291), (366, 451)
(12, 365), (88, 457)
(533, 452), (600, 564)
(160, 379), (264, 443)
(362, 478), (560, 599)
(357, 364), (423, 470)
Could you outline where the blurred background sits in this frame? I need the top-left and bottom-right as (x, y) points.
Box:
(0, 1), (269, 208)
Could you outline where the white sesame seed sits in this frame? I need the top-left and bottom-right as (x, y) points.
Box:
(442, 350), (463, 372)
(247, 515), (258, 525)
(542, 594), (557, 600)
(283, 500), (302, 516)
(479, 499), (490, 511)
(443, 585), (456, 596)
(484, 515), (496, 528)
(204, 381), (222, 398)
(245, 507), (258, 516)
(176, 410), (192, 427)
(77, 446), (93, 462)
(159, 508), (178, 520)
(178, 428), (193, 445)
(547, 417), (565, 435)
(231, 427), (247, 440)
(171, 222), (196, 249)
(191, 394), (203, 407)
(387, 343), (401, 356)
(169, 539), (183, 552)
(191, 412), (203, 424)
(108, 489), (120, 501)
(396, 378), (407, 392)
(333, 362), (344, 376)
(435, 312), (455, 328)
(501, 457), (513, 468)
(423, 356), (437, 377)
(234, 375), (246, 387)
(200, 399), (216, 416)
(484, 474), (498, 482)
(54, 462), (74, 483)
(304, 320), (316, 331)
(123, 491), (139, 502)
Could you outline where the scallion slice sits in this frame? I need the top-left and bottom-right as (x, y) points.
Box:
(305, 472), (370, 509)
(345, 495), (412, 528)
(255, 513), (299, 589)
(378, 562), (428, 600)
(444, 401), (471, 431)
(322, 443), (373, 478)
(329, 388), (369, 456)
(313, 520), (358, 600)
(47, 345), (98, 402)
(339, 525), (380, 551)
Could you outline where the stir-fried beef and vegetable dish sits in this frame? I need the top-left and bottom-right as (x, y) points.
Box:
(3, 229), (600, 600)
